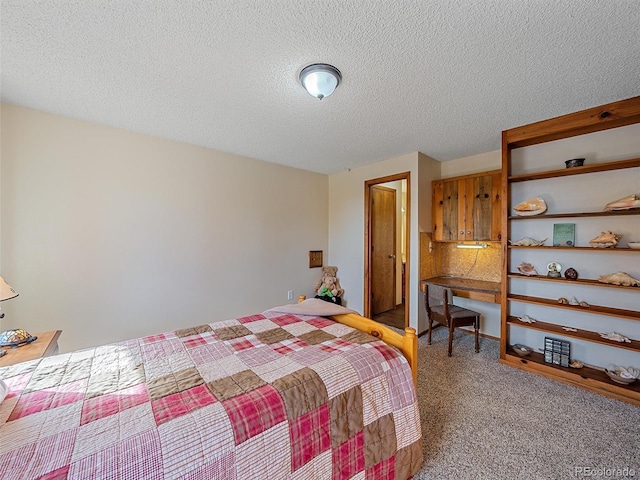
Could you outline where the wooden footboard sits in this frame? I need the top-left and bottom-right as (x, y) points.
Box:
(299, 296), (418, 386)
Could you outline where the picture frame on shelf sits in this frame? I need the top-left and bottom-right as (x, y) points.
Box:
(553, 223), (575, 247)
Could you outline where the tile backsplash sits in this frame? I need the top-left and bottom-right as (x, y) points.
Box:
(420, 232), (501, 282)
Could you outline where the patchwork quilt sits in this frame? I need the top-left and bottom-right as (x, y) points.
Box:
(0, 310), (423, 479)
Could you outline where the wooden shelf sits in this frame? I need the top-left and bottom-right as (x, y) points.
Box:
(508, 245), (639, 252)
(508, 157), (640, 182)
(508, 209), (640, 220)
(501, 96), (640, 407)
(507, 273), (640, 290)
(501, 349), (640, 407)
(508, 293), (640, 321)
(507, 317), (640, 352)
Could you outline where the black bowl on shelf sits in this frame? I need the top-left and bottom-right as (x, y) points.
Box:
(565, 158), (585, 168)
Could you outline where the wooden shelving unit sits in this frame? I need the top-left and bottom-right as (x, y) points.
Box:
(507, 273), (639, 290)
(503, 347), (640, 405)
(508, 157), (640, 182)
(509, 246), (638, 252)
(500, 95), (640, 407)
(507, 317), (640, 352)
(508, 209), (640, 220)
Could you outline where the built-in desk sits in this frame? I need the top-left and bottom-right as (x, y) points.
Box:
(421, 277), (501, 304)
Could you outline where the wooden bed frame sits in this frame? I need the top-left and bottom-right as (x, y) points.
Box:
(299, 296), (418, 385)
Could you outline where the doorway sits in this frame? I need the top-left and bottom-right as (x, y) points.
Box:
(364, 172), (410, 330)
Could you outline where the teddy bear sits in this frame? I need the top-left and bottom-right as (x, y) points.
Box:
(315, 266), (344, 300)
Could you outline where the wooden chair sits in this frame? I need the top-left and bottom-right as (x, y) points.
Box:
(424, 284), (480, 357)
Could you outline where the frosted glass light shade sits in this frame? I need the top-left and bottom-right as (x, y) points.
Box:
(299, 64), (341, 100)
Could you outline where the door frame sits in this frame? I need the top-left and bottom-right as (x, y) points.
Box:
(364, 171), (411, 326)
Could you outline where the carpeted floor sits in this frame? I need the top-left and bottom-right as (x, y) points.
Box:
(413, 327), (640, 479)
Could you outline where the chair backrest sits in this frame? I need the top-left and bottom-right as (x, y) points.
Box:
(424, 284), (453, 321)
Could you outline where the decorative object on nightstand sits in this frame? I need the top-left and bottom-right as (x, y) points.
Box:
(0, 330), (62, 367)
(0, 329), (37, 347)
(0, 275), (20, 358)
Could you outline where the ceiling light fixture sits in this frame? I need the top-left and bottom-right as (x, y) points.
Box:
(299, 63), (341, 100)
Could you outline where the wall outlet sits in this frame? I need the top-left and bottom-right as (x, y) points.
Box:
(287, 290), (294, 300)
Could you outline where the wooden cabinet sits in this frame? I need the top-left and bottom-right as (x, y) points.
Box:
(432, 170), (501, 242)
(500, 96), (640, 407)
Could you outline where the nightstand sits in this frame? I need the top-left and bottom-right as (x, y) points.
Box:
(0, 330), (62, 367)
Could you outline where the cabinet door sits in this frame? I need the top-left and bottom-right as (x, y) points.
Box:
(471, 175), (493, 240)
(490, 172), (502, 241)
(441, 180), (459, 241)
(432, 171), (502, 242)
(460, 179), (474, 240)
(432, 180), (444, 241)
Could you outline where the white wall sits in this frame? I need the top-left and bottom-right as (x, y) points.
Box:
(328, 152), (440, 333)
(1, 104), (328, 352)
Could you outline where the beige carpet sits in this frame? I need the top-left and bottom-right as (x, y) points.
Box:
(413, 327), (639, 479)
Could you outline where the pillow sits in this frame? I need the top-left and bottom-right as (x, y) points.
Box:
(266, 298), (359, 317)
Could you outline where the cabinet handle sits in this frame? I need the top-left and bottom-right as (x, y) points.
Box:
(467, 231), (471, 235)
(460, 231), (464, 235)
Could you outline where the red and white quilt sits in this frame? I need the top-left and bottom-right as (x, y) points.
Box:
(0, 310), (422, 479)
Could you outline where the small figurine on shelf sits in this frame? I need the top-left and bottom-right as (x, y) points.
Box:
(547, 262), (562, 278)
(564, 267), (579, 280)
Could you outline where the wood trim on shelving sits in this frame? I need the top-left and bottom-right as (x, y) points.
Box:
(508, 209), (640, 220)
(508, 293), (640, 320)
(500, 350), (640, 407)
(508, 157), (640, 182)
(507, 316), (640, 352)
(509, 245), (639, 252)
(503, 95), (640, 148)
(507, 273), (640, 290)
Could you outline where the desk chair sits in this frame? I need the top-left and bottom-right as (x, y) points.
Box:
(424, 284), (480, 357)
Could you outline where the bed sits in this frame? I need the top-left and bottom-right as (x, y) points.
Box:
(0, 299), (422, 479)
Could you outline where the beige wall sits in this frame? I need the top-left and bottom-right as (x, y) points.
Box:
(1, 104), (328, 352)
(440, 150), (501, 178)
(328, 152), (440, 334)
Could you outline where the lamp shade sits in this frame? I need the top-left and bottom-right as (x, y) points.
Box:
(299, 63), (341, 99)
(0, 276), (18, 302)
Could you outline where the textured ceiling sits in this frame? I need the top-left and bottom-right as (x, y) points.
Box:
(2, 1), (639, 175)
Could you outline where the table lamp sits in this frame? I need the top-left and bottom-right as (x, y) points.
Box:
(0, 276), (36, 355)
